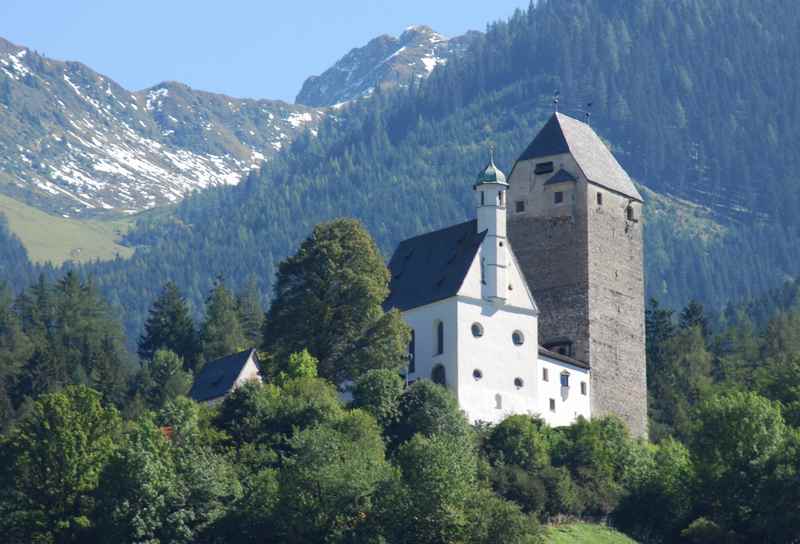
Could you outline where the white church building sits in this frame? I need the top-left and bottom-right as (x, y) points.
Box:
(384, 149), (591, 426)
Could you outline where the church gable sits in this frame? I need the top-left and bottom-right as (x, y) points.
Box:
(456, 241), (537, 312)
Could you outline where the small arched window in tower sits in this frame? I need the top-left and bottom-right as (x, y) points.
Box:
(473, 368), (483, 380)
(512, 330), (525, 346)
(408, 330), (415, 373)
(626, 205), (636, 222)
(432, 364), (446, 386)
(514, 377), (524, 389)
(435, 321), (444, 355)
(480, 192), (485, 206)
(581, 381), (587, 395)
(495, 393), (503, 410)
(498, 191), (504, 206)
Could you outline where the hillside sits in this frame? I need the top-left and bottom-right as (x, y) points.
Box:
(0, 37), (324, 216)
(296, 25), (480, 107)
(2, 0), (800, 345)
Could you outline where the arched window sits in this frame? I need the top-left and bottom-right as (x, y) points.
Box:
(435, 321), (444, 355)
(471, 322), (484, 338)
(432, 364), (446, 386)
(626, 205), (635, 221)
(408, 330), (415, 373)
(512, 330), (525, 346)
(495, 393), (503, 409)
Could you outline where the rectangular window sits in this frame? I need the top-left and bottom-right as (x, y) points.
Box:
(560, 373), (570, 387)
(498, 191), (504, 206)
(408, 330), (415, 373)
(535, 161), (554, 175)
(480, 192), (485, 206)
(436, 321), (444, 355)
(542, 368), (549, 381)
(515, 201), (525, 213)
(581, 381), (587, 395)
(597, 192), (603, 205)
(554, 191), (564, 204)
(549, 398), (556, 412)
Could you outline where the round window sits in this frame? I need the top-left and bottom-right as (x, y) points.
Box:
(514, 377), (524, 389)
(473, 369), (483, 380)
(512, 330), (525, 346)
(471, 323), (484, 338)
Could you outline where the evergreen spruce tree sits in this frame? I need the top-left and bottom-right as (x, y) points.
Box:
(201, 278), (247, 363)
(138, 282), (199, 371)
(236, 276), (264, 348)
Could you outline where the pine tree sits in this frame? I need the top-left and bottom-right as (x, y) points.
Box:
(138, 282), (200, 371)
(236, 276), (264, 348)
(201, 278), (247, 362)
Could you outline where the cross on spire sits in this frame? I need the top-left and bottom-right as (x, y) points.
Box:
(553, 90), (560, 112)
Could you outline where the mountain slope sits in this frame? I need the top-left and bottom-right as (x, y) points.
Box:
(0, 37), (324, 216)
(295, 25), (480, 107)
(3, 0), (800, 347)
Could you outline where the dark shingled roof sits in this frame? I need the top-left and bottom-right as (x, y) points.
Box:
(385, 220), (485, 312)
(544, 168), (577, 186)
(189, 348), (259, 402)
(516, 113), (643, 201)
(538, 346), (590, 370)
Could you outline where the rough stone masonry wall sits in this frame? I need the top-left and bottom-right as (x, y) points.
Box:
(508, 210), (591, 364)
(585, 188), (647, 437)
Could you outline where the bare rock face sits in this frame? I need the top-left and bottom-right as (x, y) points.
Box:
(295, 25), (480, 107)
(0, 37), (325, 216)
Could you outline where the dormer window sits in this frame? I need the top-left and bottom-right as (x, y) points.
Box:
(554, 191), (564, 204)
(535, 161), (554, 175)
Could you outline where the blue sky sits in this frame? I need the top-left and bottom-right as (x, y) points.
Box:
(0, 1), (528, 102)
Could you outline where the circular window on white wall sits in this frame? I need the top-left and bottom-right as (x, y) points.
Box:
(473, 369), (483, 380)
(471, 323), (484, 338)
(512, 330), (525, 346)
(514, 377), (524, 389)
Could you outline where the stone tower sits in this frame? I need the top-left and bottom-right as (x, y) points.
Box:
(507, 112), (647, 436)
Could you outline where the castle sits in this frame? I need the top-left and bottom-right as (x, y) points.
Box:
(384, 112), (647, 436)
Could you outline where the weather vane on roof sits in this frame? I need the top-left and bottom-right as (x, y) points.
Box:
(488, 143), (496, 164)
(553, 90), (560, 112)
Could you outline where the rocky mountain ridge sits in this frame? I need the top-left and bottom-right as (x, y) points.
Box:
(295, 25), (480, 107)
(0, 37), (324, 216)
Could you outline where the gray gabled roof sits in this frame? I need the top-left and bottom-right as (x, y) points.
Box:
(516, 113), (642, 201)
(189, 348), (259, 402)
(384, 220), (485, 312)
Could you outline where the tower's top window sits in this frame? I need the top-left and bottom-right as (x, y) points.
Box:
(535, 161), (554, 175)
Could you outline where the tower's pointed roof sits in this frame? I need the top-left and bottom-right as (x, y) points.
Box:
(476, 149), (508, 186)
(516, 112), (642, 201)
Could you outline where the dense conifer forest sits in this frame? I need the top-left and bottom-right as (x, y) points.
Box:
(2, 0), (800, 345)
(1, 219), (800, 542)
(2, 1), (800, 540)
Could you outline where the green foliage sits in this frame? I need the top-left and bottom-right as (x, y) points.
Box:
(487, 415), (551, 470)
(138, 281), (200, 370)
(134, 349), (193, 410)
(262, 218), (409, 383)
(201, 278), (248, 363)
(272, 410), (391, 542)
(0, 385), (121, 543)
(280, 349), (318, 382)
(389, 379), (472, 448)
(351, 367), (405, 430)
